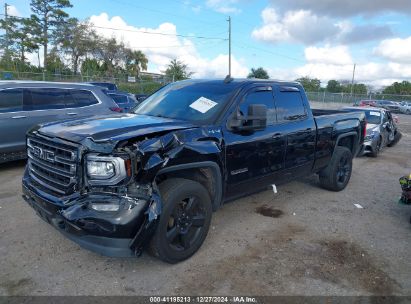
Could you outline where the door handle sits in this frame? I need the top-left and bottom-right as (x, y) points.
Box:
(11, 115), (26, 119)
(67, 113), (77, 115)
(272, 133), (282, 138)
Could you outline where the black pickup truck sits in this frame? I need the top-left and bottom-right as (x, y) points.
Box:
(22, 79), (366, 263)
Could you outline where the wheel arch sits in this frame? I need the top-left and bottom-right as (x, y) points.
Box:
(335, 132), (358, 155)
(156, 161), (223, 211)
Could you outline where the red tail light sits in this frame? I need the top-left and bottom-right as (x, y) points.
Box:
(110, 107), (123, 113)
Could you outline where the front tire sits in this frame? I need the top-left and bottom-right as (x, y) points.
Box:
(319, 146), (353, 191)
(370, 137), (382, 157)
(387, 131), (402, 147)
(149, 178), (212, 263)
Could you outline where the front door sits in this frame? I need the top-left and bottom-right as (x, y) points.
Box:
(224, 86), (286, 199)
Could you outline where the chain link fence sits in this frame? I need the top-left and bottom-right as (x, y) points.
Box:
(0, 70), (172, 94)
(2, 70), (411, 102)
(307, 91), (411, 105)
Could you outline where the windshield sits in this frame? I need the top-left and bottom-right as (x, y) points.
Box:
(364, 110), (382, 124)
(133, 81), (238, 123)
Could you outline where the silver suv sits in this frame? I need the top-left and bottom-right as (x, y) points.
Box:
(0, 81), (119, 163)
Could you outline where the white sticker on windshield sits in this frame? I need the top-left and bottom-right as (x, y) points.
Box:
(189, 97), (218, 113)
(370, 111), (381, 116)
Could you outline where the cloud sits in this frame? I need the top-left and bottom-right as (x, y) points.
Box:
(252, 8), (339, 45)
(374, 36), (411, 63)
(252, 7), (394, 45)
(182, 0), (202, 13)
(270, 0), (411, 17)
(339, 24), (393, 44)
(304, 45), (352, 65)
(7, 5), (21, 17)
(292, 61), (411, 89)
(88, 13), (248, 78)
(264, 45), (411, 89)
(206, 0), (241, 14)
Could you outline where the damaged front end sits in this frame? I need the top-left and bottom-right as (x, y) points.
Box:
(22, 125), (222, 257)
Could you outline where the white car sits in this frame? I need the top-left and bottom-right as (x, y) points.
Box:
(399, 101), (411, 114)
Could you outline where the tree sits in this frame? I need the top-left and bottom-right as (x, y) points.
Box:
(81, 58), (101, 77)
(125, 49), (148, 78)
(342, 83), (367, 95)
(93, 37), (126, 77)
(164, 59), (193, 81)
(247, 67), (269, 79)
(30, 0), (73, 69)
(327, 80), (342, 93)
(296, 76), (321, 92)
(383, 81), (411, 95)
(56, 18), (96, 74)
(45, 47), (69, 73)
(11, 16), (41, 62)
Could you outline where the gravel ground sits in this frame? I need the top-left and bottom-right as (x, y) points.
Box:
(0, 113), (410, 296)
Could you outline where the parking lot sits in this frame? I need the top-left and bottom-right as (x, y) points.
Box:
(0, 113), (410, 296)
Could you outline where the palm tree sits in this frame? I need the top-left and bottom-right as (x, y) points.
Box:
(126, 50), (148, 78)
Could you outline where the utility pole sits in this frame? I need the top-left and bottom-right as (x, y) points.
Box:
(4, 3), (10, 53)
(227, 16), (231, 77)
(350, 63), (356, 98)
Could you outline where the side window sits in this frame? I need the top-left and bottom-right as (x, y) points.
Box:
(29, 88), (68, 110)
(239, 90), (276, 125)
(70, 90), (99, 107)
(0, 89), (23, 113)
(110, 94), (128, 104)
(275, 90), (307, 122)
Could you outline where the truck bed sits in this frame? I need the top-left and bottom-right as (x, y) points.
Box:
(312, 109), (349, 116)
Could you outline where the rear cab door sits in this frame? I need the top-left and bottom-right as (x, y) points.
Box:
(272, 85), (317, 179)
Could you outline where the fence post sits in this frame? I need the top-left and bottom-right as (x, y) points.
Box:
(322, 91), (326, 103)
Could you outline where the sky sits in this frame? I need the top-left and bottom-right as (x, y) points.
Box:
(3, 0), (411, 88)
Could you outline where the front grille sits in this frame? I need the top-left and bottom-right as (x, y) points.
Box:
(27, 135), (79, 195)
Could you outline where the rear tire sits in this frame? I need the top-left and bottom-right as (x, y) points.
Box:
(149, 178), (212, 263)
(319, 146), (353, 192)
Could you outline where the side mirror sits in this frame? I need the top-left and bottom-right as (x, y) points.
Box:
(229, 104), (267, 131)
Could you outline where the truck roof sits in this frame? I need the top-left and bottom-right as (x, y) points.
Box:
(178, 78), (301, 87)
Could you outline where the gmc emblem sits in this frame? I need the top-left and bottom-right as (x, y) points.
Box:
(33, 147), (55, 163)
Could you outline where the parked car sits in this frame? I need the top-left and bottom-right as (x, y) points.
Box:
(87, 82), (118, 92)
(0, 81), (120, 163)
(399, 101), (411, 114)
(107, 91), (139, 112)
(354, 100), (376, 107)
(374, 100), (401, 113)
(22, 79), (366, 263)
(343, 107), (401, 157)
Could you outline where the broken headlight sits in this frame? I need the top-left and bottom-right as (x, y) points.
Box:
(86, 155), (127, 186)
(365, 131), (378, 141)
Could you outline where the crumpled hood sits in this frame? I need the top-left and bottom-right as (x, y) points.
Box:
(38, 113), (195, 142)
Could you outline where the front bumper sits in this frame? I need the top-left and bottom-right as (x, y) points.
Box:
(22, 168), (158, 257)
(360, 138), (379, 155)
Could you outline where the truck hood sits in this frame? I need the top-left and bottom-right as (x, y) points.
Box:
(38, 113), (195, 143)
